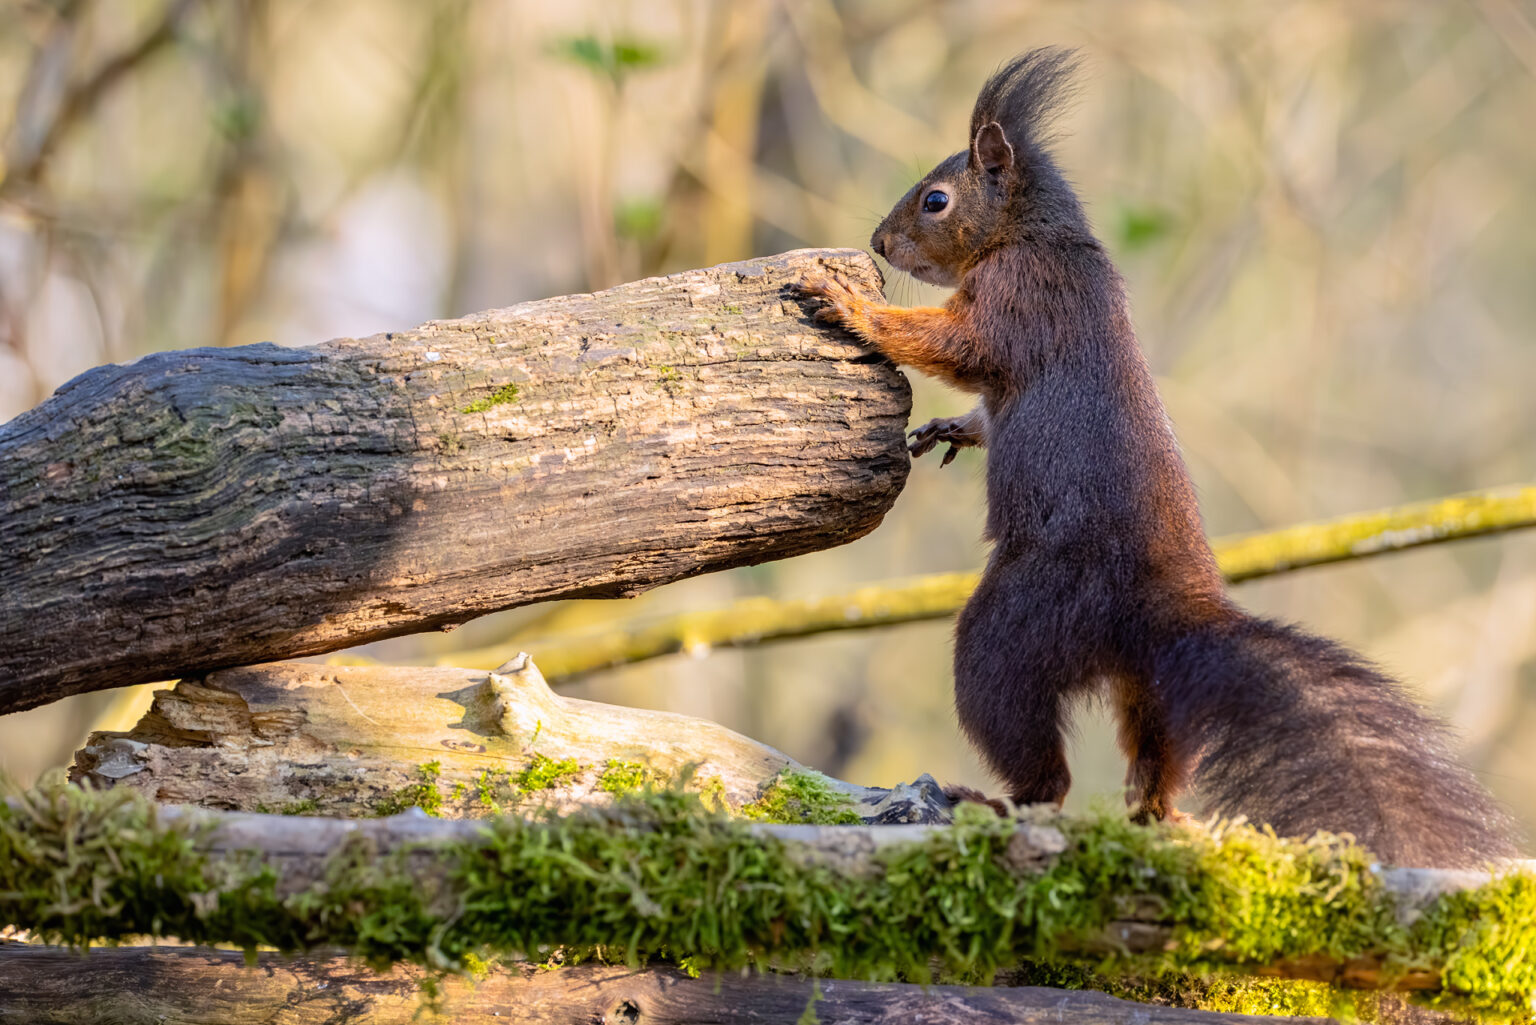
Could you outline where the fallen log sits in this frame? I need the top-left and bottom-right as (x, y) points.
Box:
(0, 949), (1340, 1025)
(0, 248), (910, 716)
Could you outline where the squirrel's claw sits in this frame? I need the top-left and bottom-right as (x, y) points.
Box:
(908, 417), (980, 465)
(793, 271), (864, 329)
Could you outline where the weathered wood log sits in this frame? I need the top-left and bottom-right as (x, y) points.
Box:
(69, 655), (955, 823)
(0, 248), (909, 716)
(0, 949), (1338, 1025)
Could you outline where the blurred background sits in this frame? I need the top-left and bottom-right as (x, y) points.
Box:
(2, 0), (1535, 835)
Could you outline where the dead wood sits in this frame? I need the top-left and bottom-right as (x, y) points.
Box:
(0, 948), (1342, 1025)
(69, 655), (953, 822)
(0, 248), (909, 716)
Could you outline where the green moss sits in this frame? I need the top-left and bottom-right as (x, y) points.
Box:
(461, 951), (491, 981)
(474, 768), (514, 812)
(0, 777), (289, 953)
(723, 304), (743, 315)
(374, 761), (445, 818)
(1012, 961), (1360, 1019)
(741, 769), (861, 825)
(695, 774), (728, 813)
(597, 759), (652, 795)
(515, 753), (581, 792)
(1407, 871), (1536, 1020)
(4, 777), (1534, 1020)
(471, 756), (583, 814)
(460, 383), (520, 414)
(654, 364), (684, 395)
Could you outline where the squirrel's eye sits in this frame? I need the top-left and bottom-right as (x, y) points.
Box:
(922, 190), (949, 213)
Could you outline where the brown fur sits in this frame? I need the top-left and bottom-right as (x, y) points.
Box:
(798, 49), (1517, 866)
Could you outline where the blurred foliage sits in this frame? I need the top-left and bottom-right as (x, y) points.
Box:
(1116, 205), (1175, 251)
(548, 33), (668, 88)
(2, 0), (1535, 844)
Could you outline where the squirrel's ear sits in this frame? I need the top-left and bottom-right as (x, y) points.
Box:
(971, 121), (1014, 174)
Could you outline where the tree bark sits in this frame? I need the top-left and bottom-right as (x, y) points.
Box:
(0, 948), (1339, 1025)
(0, 249), (909, 716)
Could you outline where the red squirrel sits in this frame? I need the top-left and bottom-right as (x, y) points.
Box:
(797, 49), (1516, 868)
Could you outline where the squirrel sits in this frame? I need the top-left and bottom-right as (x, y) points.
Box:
(796, 48), (1517, 868)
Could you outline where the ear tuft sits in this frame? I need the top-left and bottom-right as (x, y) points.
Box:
(971, 121), (1014, 174)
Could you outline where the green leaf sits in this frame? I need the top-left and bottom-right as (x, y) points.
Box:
(1118, 205), (1174, 251)
(548, 34), (668, 86)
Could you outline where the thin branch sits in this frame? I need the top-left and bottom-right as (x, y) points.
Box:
(442, 484), (1536, 680)
(1214, 483), (1536, 581)
(3, 0), (201, 190)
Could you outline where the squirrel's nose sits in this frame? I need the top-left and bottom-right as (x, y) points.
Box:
(871, 234), (886, 258)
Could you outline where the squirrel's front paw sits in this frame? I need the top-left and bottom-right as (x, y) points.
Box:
(908, 417), (982, 467)
(793, 271), (864, 328)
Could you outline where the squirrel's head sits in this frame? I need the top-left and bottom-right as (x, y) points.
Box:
(871, 48), (1086, 287)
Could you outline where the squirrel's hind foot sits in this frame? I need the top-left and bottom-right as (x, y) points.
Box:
(1129, 798), (1194, 828)
(942, 783), (1013, 818)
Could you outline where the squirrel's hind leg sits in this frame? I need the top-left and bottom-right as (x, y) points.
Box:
(1113, 675), (1191, 825)
(953, 659), (1074, 808)
(954, 572), (1079, 808)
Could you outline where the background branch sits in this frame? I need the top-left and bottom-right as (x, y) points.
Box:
(440, 484), (1536, 681)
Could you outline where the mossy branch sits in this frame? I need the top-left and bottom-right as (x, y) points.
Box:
(443, 484), (1536, 681)
(4, 780), (1535, 1019)
(446, 571), (981, 680)
(1212, 484), (1536, 582)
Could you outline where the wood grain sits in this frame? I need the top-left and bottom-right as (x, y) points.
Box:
(68, 655), (958, 823)
(0, 948), (1340, 1024)
(0, 249), (909, 716)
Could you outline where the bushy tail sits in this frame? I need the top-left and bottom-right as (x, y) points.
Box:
(1155, 616), (1517, 867)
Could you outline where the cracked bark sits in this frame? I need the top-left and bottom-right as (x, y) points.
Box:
(0, 248), (908, 716)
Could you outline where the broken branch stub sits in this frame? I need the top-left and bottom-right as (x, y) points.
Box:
(0, 248), (909, 716)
